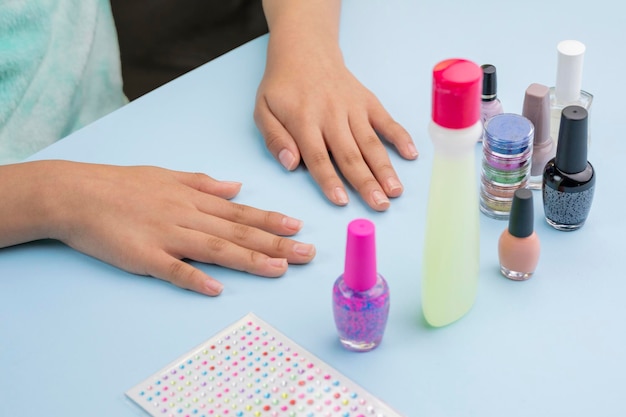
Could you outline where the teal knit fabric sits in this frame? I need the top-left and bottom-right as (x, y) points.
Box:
(0, 0), (127, 164)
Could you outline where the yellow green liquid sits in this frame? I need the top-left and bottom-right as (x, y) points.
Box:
(422, 124), (480, 327)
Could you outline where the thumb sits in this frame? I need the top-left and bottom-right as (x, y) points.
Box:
(254, 97), (301, 171)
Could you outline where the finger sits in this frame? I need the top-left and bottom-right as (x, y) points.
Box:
(257, 94), (350, 207)
(176, 215), (316, 264)
(254, 96), (301, 171)
(349, 116), (404, 199)
(174, 170), (306, 236)
(194, 194), (305, 236)
(368, 98), (419, 160)
(293, 126), (351, 207)
(173, 171), (243, 200)
(167, 229), (296, 276)
(324, 120), (391, 211)
(147, 253), (225, 296)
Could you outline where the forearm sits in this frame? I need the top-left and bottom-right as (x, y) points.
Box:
(261, 0), (343, 66)
(262, 0), (341, 39)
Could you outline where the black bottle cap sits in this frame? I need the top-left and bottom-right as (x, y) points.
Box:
(508, 189), (534, 238)
(555, 106), (589, 174)
(481, 64), (497, 101)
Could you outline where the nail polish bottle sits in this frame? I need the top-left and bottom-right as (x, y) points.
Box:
(543, 105), (595, 231)
(498, 189), (540, 280)
(422, 59), (482, 327)
(549, 40), (593, 146)
(480, 64), (504, 131)
(332, 218), (389, 351)
(523, 83), (556, 190)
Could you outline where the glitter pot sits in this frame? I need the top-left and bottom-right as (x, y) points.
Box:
(482, 158), (531, 185)
(480, 113), (534, 220)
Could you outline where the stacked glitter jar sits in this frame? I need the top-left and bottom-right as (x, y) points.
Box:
(480, 113), (534, 219)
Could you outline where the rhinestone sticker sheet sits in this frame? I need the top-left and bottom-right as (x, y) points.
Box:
(126, 313), (404, 417)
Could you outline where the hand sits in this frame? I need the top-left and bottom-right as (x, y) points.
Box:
(0, 161), (316, 296)
(254, 18), (418, 211)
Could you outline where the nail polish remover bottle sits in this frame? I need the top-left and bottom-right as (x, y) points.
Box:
(422, 59), (482, 327)
(332, 218), (389, 351)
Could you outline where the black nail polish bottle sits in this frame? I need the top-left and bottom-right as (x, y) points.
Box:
(542, 105), (596, 231)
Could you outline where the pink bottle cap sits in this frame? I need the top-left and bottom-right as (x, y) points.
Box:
(344, 219), (377, 292)
(432, 59), (482, 129)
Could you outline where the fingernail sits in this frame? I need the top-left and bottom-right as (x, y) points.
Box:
(407, 143), (419, 159)
(205, 279), (224, 296)
(282, 216), (303, 231)
(293, 243), (316, 257)
(268, 258), (288, 268)
(278, 149), (297, 170)
(386, 177), (403, 194)
(372, 190), (390, 208)
(334, 187), (349, 205)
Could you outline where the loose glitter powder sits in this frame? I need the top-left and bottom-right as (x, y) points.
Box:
(126, 313), (403, 417)
(480, 113), (534, 220)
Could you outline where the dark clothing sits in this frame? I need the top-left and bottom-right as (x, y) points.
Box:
(110, 0), (268, 99)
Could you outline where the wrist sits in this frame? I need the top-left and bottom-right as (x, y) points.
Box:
(0, 160), (66, 246)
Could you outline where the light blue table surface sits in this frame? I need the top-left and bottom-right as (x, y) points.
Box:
(1, 1), (624, 416)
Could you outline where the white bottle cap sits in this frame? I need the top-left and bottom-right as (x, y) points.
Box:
(555, 40), (586, 103)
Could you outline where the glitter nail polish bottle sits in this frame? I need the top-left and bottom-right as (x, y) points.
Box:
(480, 64), (504, 130)
(543, 105), (595, 231)
(332, 218), (389, 352)
(498, 189), (540, 280)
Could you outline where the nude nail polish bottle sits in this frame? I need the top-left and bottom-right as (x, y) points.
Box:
(498, 189), (540, 280)
(543, 105), (595, 231)
(332, 218), (389, 351)
(523, 83), (556, 190)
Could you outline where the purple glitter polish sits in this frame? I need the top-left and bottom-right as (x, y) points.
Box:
(332, 219), (390, 352)
(333, 276), (389, 351)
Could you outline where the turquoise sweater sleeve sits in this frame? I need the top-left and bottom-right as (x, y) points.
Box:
(0, 0), (127, 164)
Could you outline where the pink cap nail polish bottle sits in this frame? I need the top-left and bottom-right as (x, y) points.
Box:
(480, 64), (504, 130)
(332, 219), (390, 351)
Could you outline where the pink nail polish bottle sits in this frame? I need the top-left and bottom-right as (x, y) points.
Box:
(332, 219), (390, 352)
(480, 64), (504, 130)
(498, 188), (540, 280)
